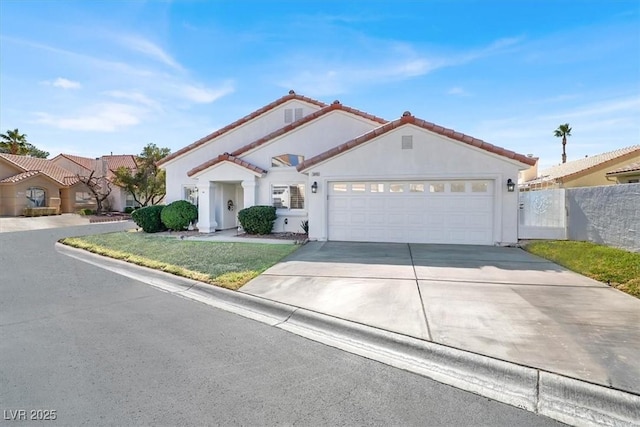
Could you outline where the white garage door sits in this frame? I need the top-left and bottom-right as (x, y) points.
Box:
(328, 180), (494, 245)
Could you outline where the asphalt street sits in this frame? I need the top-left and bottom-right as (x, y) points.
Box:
(0, 223), (562, 426)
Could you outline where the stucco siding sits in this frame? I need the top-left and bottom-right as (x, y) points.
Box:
(563, 154), (640, 188)
(241, 111), (380, 170)
(163, 100), (322, 203)
(567, 184), (640, 252)
(303, 125), (524, 244)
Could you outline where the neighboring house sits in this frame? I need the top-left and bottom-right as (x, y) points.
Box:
(159, 91), (535, 246)
(0, 152), (139, 216)
(0, 153), (83, 216)
(51, 154), (139, 212)
(522, 145), (640, 189)
(605, 161), (640, 184)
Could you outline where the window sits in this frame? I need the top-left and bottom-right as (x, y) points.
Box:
(26, 187), (45, 207)
(409, 183), (425, 192)
(332, 183), (348, 192)
(271, 154), (304, 167)
(284, 108), (303, 123)
(75, 191), (93, 203)
(471, 182), (489, 192)
(450, 182), (466, 192)
(370, 183), (384, 193)
(429, 183), (445, 193)
(389, 183), (404, 193)
(125, 193), (141, 208)
(272, 184), (305, 209)
(351, 183), (366, 192)
(183, 186), (198, 207)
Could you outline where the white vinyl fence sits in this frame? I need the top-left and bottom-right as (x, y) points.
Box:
(518, 189), (567, 239)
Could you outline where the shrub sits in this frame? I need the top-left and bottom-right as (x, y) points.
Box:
(238, 205), (277, 235)
(161, 200), (198, 231)
(78, 208), (94, 216)
(131, 205), (166, 233)
(123, 206), (136, 214)
(300, 220), (309, 234)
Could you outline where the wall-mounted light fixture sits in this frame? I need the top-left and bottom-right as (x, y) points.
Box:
(507, 179), (516, 192)
(311, 181), (318, 194)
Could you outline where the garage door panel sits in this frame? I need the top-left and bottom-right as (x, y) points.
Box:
(328, 180), (493, 245)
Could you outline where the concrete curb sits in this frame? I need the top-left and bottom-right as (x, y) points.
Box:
(57, 243), (640, 427)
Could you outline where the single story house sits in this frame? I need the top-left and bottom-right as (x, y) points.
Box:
(51, 154), (139, 212)
(521, 145), (640, 189)
(158, 91), (536, 245)
(605, 161), (640, 184)
(0, 152), (138, 216)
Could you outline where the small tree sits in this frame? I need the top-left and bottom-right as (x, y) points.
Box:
(0, 128), (28, 155)
(113, 143), (170, 207)
(554, 123), (572, 164)
(76, 170), (112, 214)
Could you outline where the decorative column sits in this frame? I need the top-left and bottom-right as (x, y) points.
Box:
(241, 179), (257, 210)
(197, 181), (218, 233)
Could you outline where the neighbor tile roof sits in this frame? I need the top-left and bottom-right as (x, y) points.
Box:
(57, 153), (95, 171)
(157, 91), (328, 166)
(58, 153), (138, 179)
(0, 170), (42, 183)
(527, 145), (640, 184)
(606, 161), (640, 176)
(297, 112), (536, 172)
(0, 153), (79, 185)
(229, 100), (388, 157)
(187, 153), (267, 177)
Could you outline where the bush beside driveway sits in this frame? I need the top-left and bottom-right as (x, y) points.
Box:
(61, 231), (298, 290)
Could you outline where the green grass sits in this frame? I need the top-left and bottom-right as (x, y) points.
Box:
(60, 231), (298, 290)
(524, 240), (640, 298)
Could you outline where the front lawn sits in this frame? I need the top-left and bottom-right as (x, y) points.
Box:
(60, 231), (298, 290)
(523, 240), (640, 298)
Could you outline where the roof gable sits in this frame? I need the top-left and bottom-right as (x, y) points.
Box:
(158, 91), (327, 166)
(606, 161), (640, 176)
(229, 100), (387, 158)
(187, 153), (266, 177)
(297, 112), (536, 172)
(0, 153), (78, 185)
(528, 145), (640, 184)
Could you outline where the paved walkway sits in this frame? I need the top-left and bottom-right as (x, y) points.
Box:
(241, 241), (640, 396)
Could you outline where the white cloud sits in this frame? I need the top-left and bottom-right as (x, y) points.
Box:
(103, 90), (160, 109)
(52, 77), (81, 89)
(176, 81), (235, 104)
(114, 34), (183, 71)
(34, 103), (146, 132)
(277, 36), (522, 96)
(448, 87), (470, 97)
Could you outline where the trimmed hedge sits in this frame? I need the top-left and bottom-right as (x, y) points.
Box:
(161, 200), (198, 231)
(238, 205), (277, 235)
(131, 205), (166, 233)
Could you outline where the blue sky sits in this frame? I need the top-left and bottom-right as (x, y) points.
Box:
(1, 1), (638, 170)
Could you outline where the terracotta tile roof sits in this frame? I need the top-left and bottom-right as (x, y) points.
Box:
(158, 91), (328, 166)
(0, 170), (42, 183)
(187, 153), (267, 177)
(57, 153), (95, 171)
(230, 100), (388, 157)
(297, 112), (536, 172)
(526, 145), (640, 184)
(0, 153), (79, 185)
(606, 160), (640, 176)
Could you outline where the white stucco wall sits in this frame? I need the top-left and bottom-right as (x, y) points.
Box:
(303, 124), (526, 245)
(162, 100), (322, 203)
(241, 111), (380, 170)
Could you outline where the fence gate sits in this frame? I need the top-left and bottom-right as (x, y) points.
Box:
(518, 189), (567, 240)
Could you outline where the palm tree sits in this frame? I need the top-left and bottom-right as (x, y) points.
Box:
(554, 123), (572, 164)
(0, 128), (28, 155)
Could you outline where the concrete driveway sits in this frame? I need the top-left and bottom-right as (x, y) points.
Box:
(0, 214), (90, 232)
(241, 241), (640, 395)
